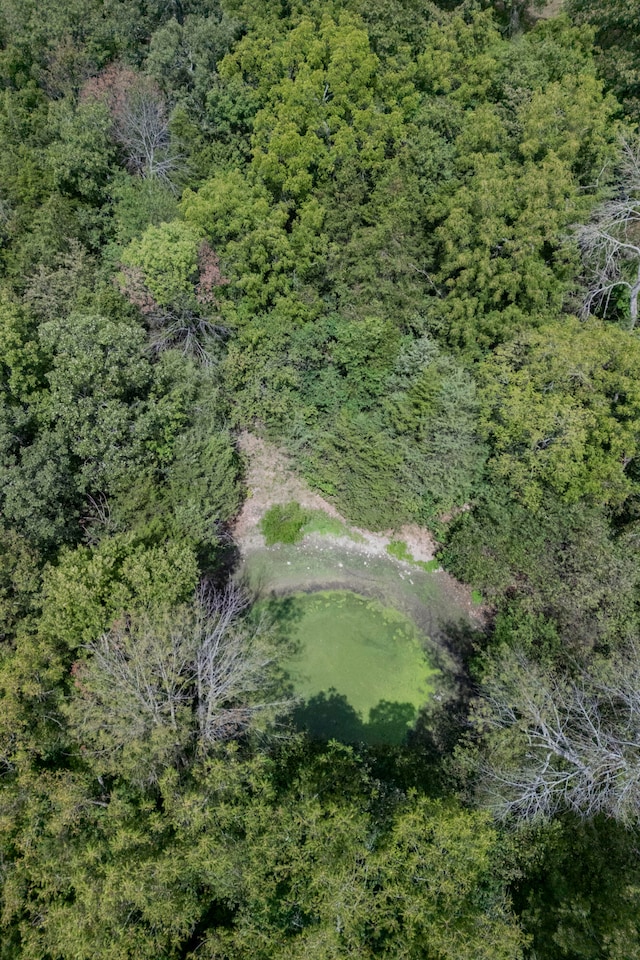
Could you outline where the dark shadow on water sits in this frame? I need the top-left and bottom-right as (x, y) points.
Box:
(292, 689), (418, 746)
(261, 593), (307, 634)
(368, 700), (418, 744)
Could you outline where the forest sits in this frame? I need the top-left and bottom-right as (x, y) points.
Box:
(1, 0), (640, 957)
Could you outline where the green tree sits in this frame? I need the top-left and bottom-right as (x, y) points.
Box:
(198, 753), (525, 959)
(108, 172), (179, 247)
(518, 817), (640, 960)
(38, 312), (153, 494)
(442, 490), (638, 649)
(121, 219), (203, 307)
(478, 317), (640, 507)
(166, 422), (242, 548)
(419, 12), (617, 352)
(567, 0), (640, 115)
(301, 409), (413, 530)
(384, 336), (487, 518)
(146, 7), (243, 108)
(44, 97), (115, 204)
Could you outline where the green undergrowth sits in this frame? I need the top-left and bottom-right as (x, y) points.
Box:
(261, 503), (365, 546)
(301, 509), (365, 542)
(260, 502), (309, 545)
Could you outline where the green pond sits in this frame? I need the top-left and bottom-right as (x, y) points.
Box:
(262, 590), (438, 745)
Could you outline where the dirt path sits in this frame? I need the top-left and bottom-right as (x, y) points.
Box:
(538, 0), (564, 19)
(232, 431), (438, 563)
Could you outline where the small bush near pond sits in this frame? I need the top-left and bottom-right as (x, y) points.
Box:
(387, 540), (412, 562)
(302, 510), (365, 542)
(261, 502), (310, 545)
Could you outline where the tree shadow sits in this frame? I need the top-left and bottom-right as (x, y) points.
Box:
(291, 689), (418, 746)
(380, 617), (491, 793)
(367, 700), (417, 745)
(260, 593), (307, 633)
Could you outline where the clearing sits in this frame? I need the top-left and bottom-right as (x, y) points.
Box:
(234, 432), (484, 743)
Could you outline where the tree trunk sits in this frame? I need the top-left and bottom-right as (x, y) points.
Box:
(509, 1), (522, 36)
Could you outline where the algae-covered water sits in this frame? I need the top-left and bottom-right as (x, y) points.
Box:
(261, 589), (438, 745)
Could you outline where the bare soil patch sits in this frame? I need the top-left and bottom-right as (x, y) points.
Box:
(232, 431), (438, 563)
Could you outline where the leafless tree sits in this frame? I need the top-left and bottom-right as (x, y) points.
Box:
(79, 491), (116, 545)
(81, 63), (183, 184)
(194, 581), (279, 743)
(474, 646), (640, 823)
(574, 137), (640, 328)
(113, 83), (176, 182)
(146, 305), (227, 365)
(119, 264), (227, 363)
(67, 582), (291, 778)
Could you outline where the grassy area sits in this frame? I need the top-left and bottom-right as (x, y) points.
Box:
(301, 509), (365, 542)
(387, 540), (440, 572)
(261, 590), (438, 745)
(386, 540), (413, 562)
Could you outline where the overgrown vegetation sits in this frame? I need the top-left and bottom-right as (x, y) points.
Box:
(1, 0), (640, 957)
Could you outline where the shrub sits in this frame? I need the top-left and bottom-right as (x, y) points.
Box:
(386, 540), (411, 562)
(260, 502), (310, 546)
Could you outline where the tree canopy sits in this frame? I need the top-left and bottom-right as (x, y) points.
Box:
(1, 0), (640, 957)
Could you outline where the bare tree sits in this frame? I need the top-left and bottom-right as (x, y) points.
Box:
(473, 646), (640, 823)
(194, 581), (278, 743)
(81, 64), (183, 184)
(67, 582), (291, 779)
(114, 82), (176, 182)
(574, 137), (640, 328)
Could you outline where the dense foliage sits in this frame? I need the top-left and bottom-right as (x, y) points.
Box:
(1, 0), (640, 957)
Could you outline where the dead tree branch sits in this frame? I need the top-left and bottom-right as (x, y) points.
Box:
(573, 137), (640, 328)
(475, 646), (640, 822)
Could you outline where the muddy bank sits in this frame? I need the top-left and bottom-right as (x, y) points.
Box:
(238, 534), (484, 658)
